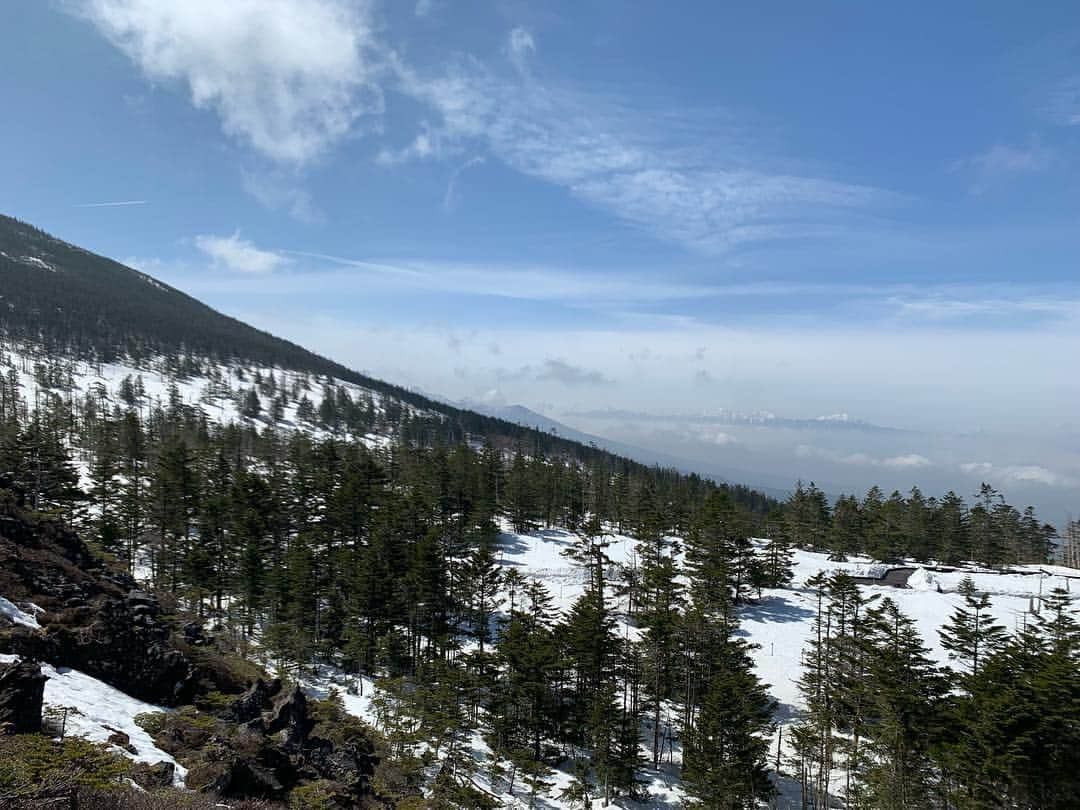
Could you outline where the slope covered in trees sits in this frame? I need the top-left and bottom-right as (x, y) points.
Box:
(0, 212), (764, 513)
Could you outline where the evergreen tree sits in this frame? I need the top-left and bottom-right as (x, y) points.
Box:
(939, 576), (1007, 680)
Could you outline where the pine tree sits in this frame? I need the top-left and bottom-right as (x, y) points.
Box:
(634, 493), (683, 768)
(939, 576), (1007, 680)
(855, 597), (945, 809)
(682, 637), (775, 808)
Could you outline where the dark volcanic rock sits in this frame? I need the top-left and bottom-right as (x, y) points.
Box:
(225, 677), (281, 724)
(0, 659), (46, 734)
(266, 683), (310, 749)
(106, 727), (137, 754)
(131, 760), (175, 790)
(303, 736), (375, 787)
(0, 499), (200, 706)
(11, 596), (198, 705)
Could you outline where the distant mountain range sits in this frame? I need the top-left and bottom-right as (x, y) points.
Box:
(565, 406), (909, 434)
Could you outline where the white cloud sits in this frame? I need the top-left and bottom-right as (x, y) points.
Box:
(960, 461), (1074, 488)
(882, 453), (933, 469)
(393, 47), (894, 253)
(78, 0), (383, 165)
(1048, 77), (1080, 126)
(442, 155), (486, 211)
(194, 232), (287, 273)
(701, 430), (736, 446)
(375, 125), (442, 166)
(890, 294), (1076, 321)
(507, 27), (535, 70)
(966, 143), (1054, 174)
(242, 171), (323, 223)
(797, 445), (933, 470)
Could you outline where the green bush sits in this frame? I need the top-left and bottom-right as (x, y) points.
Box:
(0, 734), (130, 800)
(288, 779), (347, 809)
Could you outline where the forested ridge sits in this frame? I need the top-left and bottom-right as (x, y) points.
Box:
(0, 212), (734, 474)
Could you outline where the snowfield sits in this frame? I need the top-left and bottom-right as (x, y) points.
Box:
(489, 527), (1072, 808)
(0, 653), (186, 787)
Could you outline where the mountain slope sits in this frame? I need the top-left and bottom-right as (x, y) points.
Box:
(0, 212), (777, 514)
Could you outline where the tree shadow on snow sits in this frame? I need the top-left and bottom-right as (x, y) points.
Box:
(739, 593), (815, 625)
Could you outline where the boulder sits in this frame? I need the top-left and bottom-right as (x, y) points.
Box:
(266, 683), (310, 749)
(225, 677), (281, 723)
(106, 727), (138, 754)
(0, 659), (46, 734)
(131, 760), (175, 790)
(304, 736), (375, 787)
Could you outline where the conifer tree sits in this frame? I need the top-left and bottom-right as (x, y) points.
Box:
(682, 637), (775, 809)
(855, 597), (945, 808)
(939, 576), (1007, 680)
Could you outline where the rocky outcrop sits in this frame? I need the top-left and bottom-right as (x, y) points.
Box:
(174, 678), (377, 801)
(0, 497), (200, 706)
(8, 589), (198, 706)
(225, 677), (281, 724)
(266, 684), (311, 750)
(0, 491), (384, 805)
(0, 659), (46, 734)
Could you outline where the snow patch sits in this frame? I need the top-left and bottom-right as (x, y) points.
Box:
(16, 255), (56, 272)
(0, 595), (40, 629)
(907, 567), (937, 592)
(0, 654), (186, 787)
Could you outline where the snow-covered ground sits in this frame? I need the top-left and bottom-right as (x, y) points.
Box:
(480, 527), (1074, 808)
(281, 524), (1075, 807)
(1, 344), (437, 454)
(0, 652), (186, 787)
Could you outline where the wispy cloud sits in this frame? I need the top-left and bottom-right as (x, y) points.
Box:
(162, 240), (1080, 331)
(953, 137), (1055, 193)
(375, 123), (443, 166)
(194, 232), (288, 273)
(507, 27), (536, 71)
(1047, 76), (1080, 126)
(500, 358), (614, 387)
(271, 251), (721, 304)
(797, 445), (933, 470)
(391, 33), (897, 254)
(241, 171), (323, 223)
(76, 0), (383, 165)
(443, 155), (486, 211)
(888, 292), (1078, 322)
(74, 199), (147, 207)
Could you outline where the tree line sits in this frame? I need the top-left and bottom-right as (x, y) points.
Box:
(777, 480), (1056, 568)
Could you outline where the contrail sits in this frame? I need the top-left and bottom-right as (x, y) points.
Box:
(74, 200), (148, 207)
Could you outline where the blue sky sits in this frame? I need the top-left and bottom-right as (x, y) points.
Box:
(2, 1), (1079, 512)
